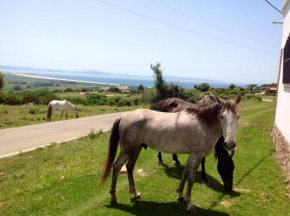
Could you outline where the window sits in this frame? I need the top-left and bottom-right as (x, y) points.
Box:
(283, 33), (290, 84)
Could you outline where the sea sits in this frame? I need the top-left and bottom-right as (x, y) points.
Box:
(3, 69), (242, 89)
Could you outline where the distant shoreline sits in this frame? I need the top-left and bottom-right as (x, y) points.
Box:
(12, 73), (119, 86)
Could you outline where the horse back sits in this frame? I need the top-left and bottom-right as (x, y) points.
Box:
(119, 109), (211, 154)
(160, 98), (197, 113)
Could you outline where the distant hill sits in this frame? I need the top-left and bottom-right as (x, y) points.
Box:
(0, 65), (111, 76)
(0, 64), (241, 87)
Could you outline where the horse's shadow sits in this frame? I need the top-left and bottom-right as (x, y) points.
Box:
(107, 199), (230, 216)
(162, 164), (240, 196)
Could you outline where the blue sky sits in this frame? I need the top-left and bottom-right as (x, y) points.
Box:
(0, 0), (285, 84)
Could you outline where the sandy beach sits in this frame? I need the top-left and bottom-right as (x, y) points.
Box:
(12, 73), (119, 86)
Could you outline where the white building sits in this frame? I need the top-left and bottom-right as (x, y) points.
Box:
(273, 0), (290, 178)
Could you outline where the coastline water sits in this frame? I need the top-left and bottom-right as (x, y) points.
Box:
(4, 69), (238, 89)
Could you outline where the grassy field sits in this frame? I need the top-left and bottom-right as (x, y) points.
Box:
(0, 104), (147, 129)
(0, 99), (289, 215)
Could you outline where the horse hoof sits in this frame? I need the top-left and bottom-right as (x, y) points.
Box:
(175, 162), (181, 167)
(158, 161), (163, 166)
(186, 206), (197, 214)
(135, 194), (142, 199)
(177, 196), (184, 202)
(110, 197), (118, 205)
(202, 180), (209, 187)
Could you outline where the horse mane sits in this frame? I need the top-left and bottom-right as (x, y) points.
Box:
(185, 100), (237, 127)
(186, 103), (222, 127)
(222, 100), (238, 115)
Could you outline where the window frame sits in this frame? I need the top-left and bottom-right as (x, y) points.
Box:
(282, 33), (290, 84)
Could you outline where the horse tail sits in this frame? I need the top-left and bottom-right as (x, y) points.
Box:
(47, 103), (52, 122)
(99, 117), (121, 186)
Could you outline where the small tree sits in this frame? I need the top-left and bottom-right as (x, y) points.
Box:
(151, 63), (167, 100)
(229, 83), (236, 89)
(137, 84), (144, 92)
(0, 72), (5, 90)
(194, 83), (210, 92)
(13, 85), (22, 91)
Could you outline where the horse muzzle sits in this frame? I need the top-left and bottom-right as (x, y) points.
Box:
(223, 142), (236, 151)
(224, 181), (233, 191)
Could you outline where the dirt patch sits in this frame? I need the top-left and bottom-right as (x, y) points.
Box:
(136, 168), (150, 176)
(234, 187), (252, 192)
(262, 99), (273, 102)
(220, 200), (232, 207)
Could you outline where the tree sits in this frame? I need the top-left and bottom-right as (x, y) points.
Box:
(229, 83), (236, 89)
(0, 72), (5, 90)
(137, 84), (144, 92)
(194, 83), (210, 92)
(151, 63), (167, 100)
(13, 85), (22, 91)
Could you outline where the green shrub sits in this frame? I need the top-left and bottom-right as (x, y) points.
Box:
(4, 94), (22, 105)
(86, 93), (107, 101)
(87, 129), (95, 139)
(28, 107), (39, 114)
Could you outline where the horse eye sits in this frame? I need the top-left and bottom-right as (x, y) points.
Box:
(221, 115), (223, 119)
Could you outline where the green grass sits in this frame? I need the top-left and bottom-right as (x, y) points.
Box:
(0, 104), (148, 129)
(0, 100), (289, 215)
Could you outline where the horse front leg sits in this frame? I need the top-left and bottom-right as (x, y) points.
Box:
(173, 154), (181, 167)
(176, 166), (188, 202)
(201, 157), (208, 185)
(184, 154), (202, 214)
(158, 152), (163, 165)
(60, 111), (64, 120)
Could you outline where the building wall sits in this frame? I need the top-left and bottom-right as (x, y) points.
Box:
(275, 0), (290, 142)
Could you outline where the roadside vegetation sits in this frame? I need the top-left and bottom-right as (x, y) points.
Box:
(0, 99), (289, 216)
(0, 66), (273, 129)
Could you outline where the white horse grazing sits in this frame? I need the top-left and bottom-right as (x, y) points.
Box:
(47, 100), (79, 122)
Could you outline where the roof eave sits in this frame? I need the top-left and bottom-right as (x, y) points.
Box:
(282, 0), (290, 14)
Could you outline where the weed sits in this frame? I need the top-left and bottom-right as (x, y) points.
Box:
(87, 129), (95, 139)
(28, 107), (39, 114)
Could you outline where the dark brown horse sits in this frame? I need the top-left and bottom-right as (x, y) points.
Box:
(157, 97), (235, 191)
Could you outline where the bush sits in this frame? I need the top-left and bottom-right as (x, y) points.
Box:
(117, 98), (132, 106)
(64, 88), (73, 92)
(28, 107), (39, 114)
(194, 83), (210, 92)
(13, 85), (22, 91)
(4, 94), (22, 105)
(86, 93), (107, 101)
(0, 89), (59, 105)
(243, 94), (262, 102)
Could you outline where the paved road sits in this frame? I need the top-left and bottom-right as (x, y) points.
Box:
(0, 112), (126, 159)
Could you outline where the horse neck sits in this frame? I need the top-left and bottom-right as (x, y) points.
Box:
(66, 102), (75, 111)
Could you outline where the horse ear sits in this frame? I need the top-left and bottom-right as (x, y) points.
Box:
(234, 94), (242, 105)
(215, 95), (225, 106)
